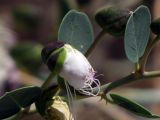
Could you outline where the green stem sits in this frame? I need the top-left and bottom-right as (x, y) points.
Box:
(41, 71), (57, 90)
(55, 88), (61, 96)
(85, 29), (106, 57)
(105, 95), (114, 104)
(135, 63), (140, 73)
(140, 35), (160, 73)
(103, 71), (160, 94)
(104, 73), (136, 93)
(100, 36), (160, 98)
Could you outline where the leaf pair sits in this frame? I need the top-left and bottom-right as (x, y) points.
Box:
(59, 6), (152, 63)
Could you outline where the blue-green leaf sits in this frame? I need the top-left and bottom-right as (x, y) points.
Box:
(124, 5), (151, 63)
(0, 86), (42, 119)
(58, 10), (94, 54)
(110, 93), (160, 118)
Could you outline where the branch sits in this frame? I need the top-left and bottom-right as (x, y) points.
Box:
(85, 29), (106, 58)
(103, 71), (160, 94)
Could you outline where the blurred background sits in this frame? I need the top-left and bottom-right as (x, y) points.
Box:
(1, 0), (160, 120)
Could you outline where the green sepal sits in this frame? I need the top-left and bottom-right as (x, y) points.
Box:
(53, 48), (67, 73)
(46, 47), (67, 74)
(41, 48), (67, 90)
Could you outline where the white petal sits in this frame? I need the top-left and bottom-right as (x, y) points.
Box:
(59, 44), (94, 89)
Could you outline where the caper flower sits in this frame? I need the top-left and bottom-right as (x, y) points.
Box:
(42, 42), (100, 96)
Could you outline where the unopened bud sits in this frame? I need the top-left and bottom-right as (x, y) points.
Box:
(150, 18), (160, 35)
(95, 6), (130, 36)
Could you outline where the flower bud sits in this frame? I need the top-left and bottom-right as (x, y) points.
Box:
(150, 18), (160, 35)
(42, 42), (100, 96)
(45, 96), (74, 120)
(95, 6), (130, 36)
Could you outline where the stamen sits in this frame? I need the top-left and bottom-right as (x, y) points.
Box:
(64, 80), (74, 119)
(65, 82), (73, 108)
(94, 74), (104, 78)
(78, 73), (101, 96)
(92, 78), (101, 96)
(94, 78), (101, 86)
(64, 80), (77, 120)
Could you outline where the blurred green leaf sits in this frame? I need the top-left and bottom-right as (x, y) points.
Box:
(110, 93), (160, 118)
(58, 10), (94, 54)
(0, 86), (42, 119)
(59, 0), (70, 23)
(76, 0), (91, 7)
(124, 5), (151, 63)
(10, 42), (43, 73)
(13, 5), (40, 32)
(150, 17), (160, 35)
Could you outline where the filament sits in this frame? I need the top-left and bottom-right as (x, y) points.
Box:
(94, 74), (104, 78)
(78, 75), (101, 96)
(64, 80), (77, 120)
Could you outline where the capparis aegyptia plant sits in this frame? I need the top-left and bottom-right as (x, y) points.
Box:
(1, 5), (160, 120)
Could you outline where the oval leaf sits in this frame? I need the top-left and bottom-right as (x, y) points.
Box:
(58, 10), (94, 54)
(124, 5), (151, 63)
(0, 86), (42, 119)
(110, 93), (160, 118)
(0, 95), (20, 119)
